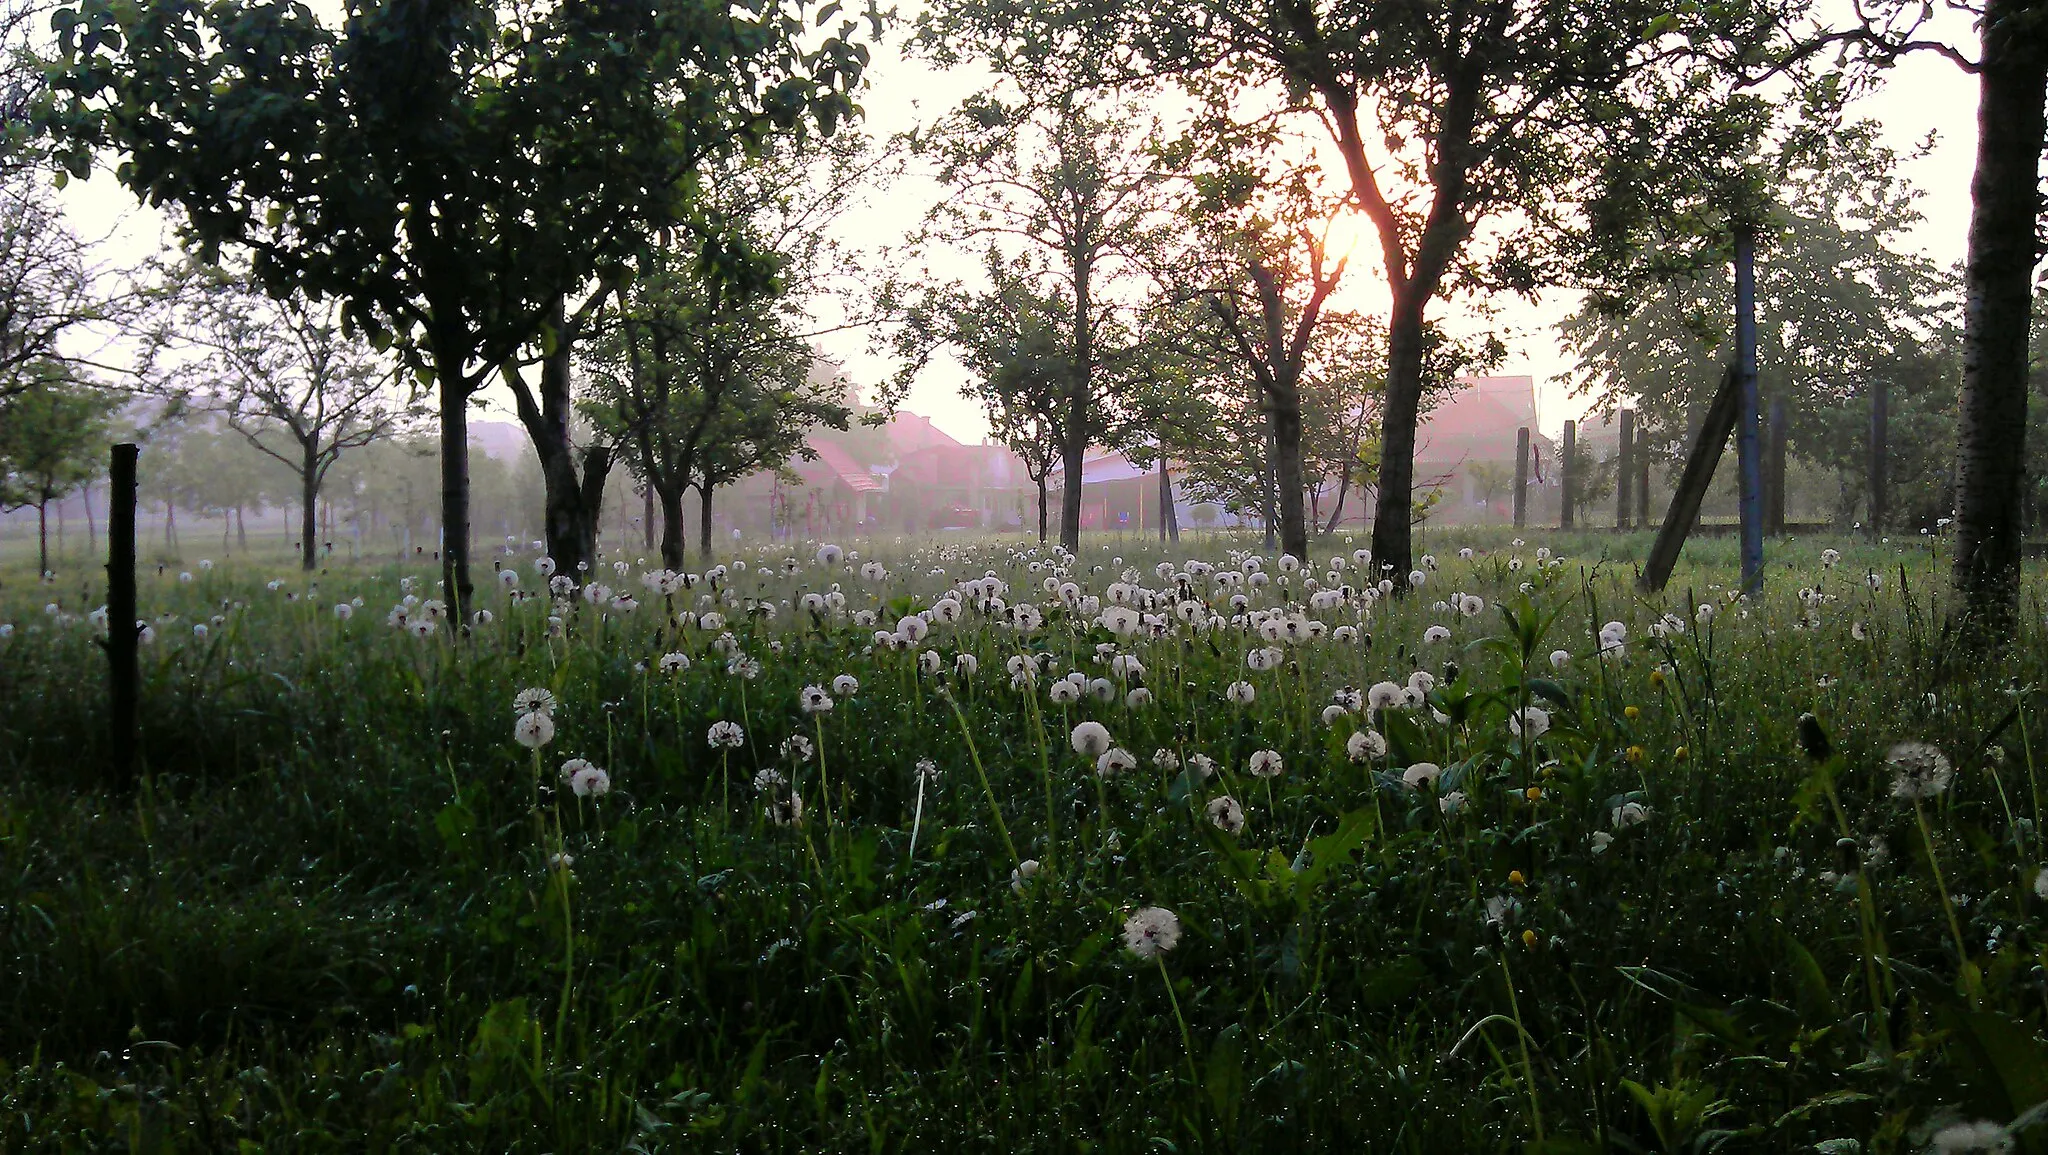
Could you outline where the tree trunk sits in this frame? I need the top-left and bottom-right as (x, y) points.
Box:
(436, 354), (475, 626)
(36, 499), (49, 577)
(1271, 377), (1308, 561)
(84, 482), (96, 554)
(1058, 435), (1084, 554)
(515, 310), (610, 585)
(1323, 459), (1351, 535)
(236, 505), (247, 550)
(1369, 296), (1427, 585)
(698, 483), (715, 560)
(643, 485), (655, 552)
(658, 484), (686, 571)
(1062, 249), (1093, 556)
(1951, 0), (2047, 636)
(1260, 417), (1277, 552)
(1036, 475), (1050, 543)
(300, 442), (319, 571)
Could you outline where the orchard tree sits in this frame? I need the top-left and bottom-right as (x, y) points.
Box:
(1562, 117), (1953, 523)
(905, 93), (1176, 552)
(144, 259), (418, 570)
(689, 358), (852, 558)
(1160, 146), (1363, 561)
(45, 0), (875, 619)
(922, 0), (1785, 583)
(0, 169), (105, 402)
(588, 136), (876, 568)
(917, 262), (1071, 543)
(0, 364), (112, 575)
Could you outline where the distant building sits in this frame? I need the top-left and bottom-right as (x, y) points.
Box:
(1408, 375), (1556, 525)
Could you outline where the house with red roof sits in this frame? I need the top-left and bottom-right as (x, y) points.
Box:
(1405, 375), (1557, 525)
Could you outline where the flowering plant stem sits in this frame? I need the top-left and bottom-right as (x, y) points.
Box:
(938, 687), (1019, 866)
(1156, 956), (1199, 1087)
(814, 715), (836, 833)
(1911, 798), (1980, 1005)
(1498, 950), (1545, 1143)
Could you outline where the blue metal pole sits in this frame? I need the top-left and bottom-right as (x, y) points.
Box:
(1734, 228), (1764, 593)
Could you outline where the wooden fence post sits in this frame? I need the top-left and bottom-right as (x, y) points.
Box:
(1868, 376), (1888, 536)
(1617, 409), (1635, 529)
(1560, 420), (1577, 529)
(106, 443), (139, 791)
(1513, 427), (1529, 529)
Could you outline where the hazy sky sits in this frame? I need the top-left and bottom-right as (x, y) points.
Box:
(51, 5), (1985, 445)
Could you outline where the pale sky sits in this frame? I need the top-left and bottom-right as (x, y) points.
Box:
(50, 5), (1985, 445)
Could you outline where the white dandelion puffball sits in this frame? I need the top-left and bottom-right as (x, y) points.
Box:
(2034, 867), (2048, 900)
(1125, 688), (1154, 708)
(1438, 790), (1467, 815)
(1152, 748), (1181, 772)
(1320, 704), (1349, 726)
(1096, 746), (1138, 777)
(570, 764), (611, 797)
(1549, 649), (1570, 669)
(1402, 762), (1443, 789)
(707, 720), (746, 749)
(1423, 625), (1452, 644)
(1011, 859), (1041, 895)
(499, 569), (519, 589)
(1206, 795), (1246, 835)
(659, 652), (690, 674)
(1226, 680), (1256, 706)
(1887, 741), (1954, 800)
(1408, 570), (1426, 588)
(1508, 706), (1550, 739)
(514, 687), (557, 716)
(767, 793), (805, 827)
(1248, 749), (1284, 778)
(1367, 681), (1405, 712)
(535, 557), (556, 577)
(1929, 1121), (2011, 1154)
(955, 653), (979, 677)
(1122, 906), (1182, 960)
(832, 674), (860, 697)
(1049, 679), (1082, 705)
(799, 684), (834, 714)
(1612, 801), (1652, 828)
(1346, 729), (1387, 763)
(1070, 721), (1113, 759)
(513, 711), (556, 749)
(816, 543), (844, 567)
(334, 603), (354, 620)
(1590, 831), (1615, 854)
(1458, 594), (1485, 617)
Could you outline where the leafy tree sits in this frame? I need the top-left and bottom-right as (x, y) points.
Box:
(689, 357), (851, 558)
(45, 0), (874, 618)
(946, 272), (1069, 542)
(1562, 118), (1953, 527)
(586, 136), (871, 568)
(1762, 0), (2048, 630)
(1158, 145), (1360, 561)
(902, 93), (1176, 552)
(143, 259), (419, 570)
(0, 365), (112, 574)
(922, 0), (1783, 582)
(1566, 438), (1619, 523)
(0, 169), (104, 402)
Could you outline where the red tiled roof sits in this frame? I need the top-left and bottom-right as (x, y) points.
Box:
(798, 437), (882, 493)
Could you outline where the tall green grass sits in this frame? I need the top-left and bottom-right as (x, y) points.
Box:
(1, 531), (2042, 1152)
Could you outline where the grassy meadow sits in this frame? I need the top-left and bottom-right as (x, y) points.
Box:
(0, 528), (2044, 1152)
